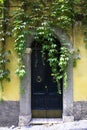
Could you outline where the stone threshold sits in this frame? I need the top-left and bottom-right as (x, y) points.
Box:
(30, 118), (63, 125)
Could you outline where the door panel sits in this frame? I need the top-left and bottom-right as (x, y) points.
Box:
(31, 49), (63, 118)
(32, 110), (62, 118)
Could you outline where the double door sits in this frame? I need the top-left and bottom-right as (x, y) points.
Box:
(31, 49), (62, 118)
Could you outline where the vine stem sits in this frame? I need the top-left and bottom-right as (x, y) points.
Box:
(0, 81), (3, 101)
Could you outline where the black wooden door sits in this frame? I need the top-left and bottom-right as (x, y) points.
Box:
(31, 49), (63, 118)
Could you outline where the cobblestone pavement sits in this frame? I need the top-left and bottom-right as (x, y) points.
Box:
(0, 120), (87, 130)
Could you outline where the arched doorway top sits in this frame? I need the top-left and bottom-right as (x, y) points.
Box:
(53, 28), (72, 49)
(26, 28), (72, 50)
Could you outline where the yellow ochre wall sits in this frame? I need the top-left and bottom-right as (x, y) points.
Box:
(73, 24), (87, 101)
(2, 24), (87, 101)
(1, 1), (87, 101)
(2, 38), (20, 101)
(1, 2), (20, 101)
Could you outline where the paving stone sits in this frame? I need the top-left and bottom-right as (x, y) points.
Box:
(0, 120), (87, 130)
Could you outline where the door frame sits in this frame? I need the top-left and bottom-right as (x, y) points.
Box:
(19, 28), (74, 126)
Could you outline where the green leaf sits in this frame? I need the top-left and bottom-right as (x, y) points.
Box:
(0, 0), (3, 3)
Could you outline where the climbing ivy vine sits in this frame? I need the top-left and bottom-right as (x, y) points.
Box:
(0, 0), (87, 94)
(34, 22), (72, 93)
(0, 0), (11, 100)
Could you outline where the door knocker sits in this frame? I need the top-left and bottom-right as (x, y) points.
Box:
(36, 76), (42, 83)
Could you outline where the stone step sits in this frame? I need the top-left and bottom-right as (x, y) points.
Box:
(30, 118), (63, 125)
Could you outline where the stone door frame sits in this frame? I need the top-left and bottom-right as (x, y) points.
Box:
(19, 28), (74, 126)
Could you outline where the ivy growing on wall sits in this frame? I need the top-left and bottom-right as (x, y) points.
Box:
(0, 0), (87, 94)
(0, 0), (11, 100)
